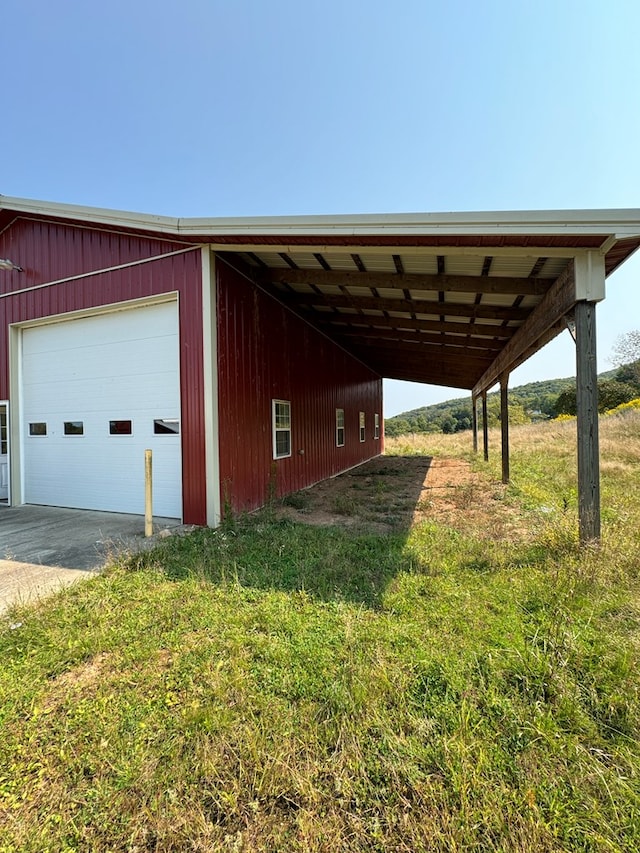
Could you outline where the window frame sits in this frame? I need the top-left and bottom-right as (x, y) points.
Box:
(359, 411), (365, 443)
(336, 408), (345, 447)
(153, 418), (180, 435)
(272, 399), (292, 459)
(63, 421), (84, 436)
(109, 419), (133, 436)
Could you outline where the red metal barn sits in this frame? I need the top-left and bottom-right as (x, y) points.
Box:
(0, 200), (383, 525)
(1, 197), (639, 539)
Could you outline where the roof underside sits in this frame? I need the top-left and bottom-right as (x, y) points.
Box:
(220, 247), (564, 388)
(2, 197), (640, 393)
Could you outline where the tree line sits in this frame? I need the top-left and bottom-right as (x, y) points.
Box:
(385, 330), (640, 436)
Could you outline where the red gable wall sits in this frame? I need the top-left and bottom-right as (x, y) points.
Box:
(0, 217), (207, 524)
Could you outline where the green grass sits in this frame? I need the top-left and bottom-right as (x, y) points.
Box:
(1, 415), (640, 851)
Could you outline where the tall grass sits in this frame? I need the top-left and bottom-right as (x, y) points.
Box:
(1, 414), (639, 851)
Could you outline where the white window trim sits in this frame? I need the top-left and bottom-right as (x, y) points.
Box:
(359, 411), (365, 443)
(336, 408), (345, 447)
(272, 399), (292, 459)
(374, 413), (380, 439)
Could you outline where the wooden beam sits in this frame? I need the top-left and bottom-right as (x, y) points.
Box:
(367, 365), (480, 389)
(313, 252), (331, 271)
(324, 314), (515, 339)
(575, 300), (601, 543)
(264, 268), (550, 296)
(282, 291), (528, 322)
(473, 261), (576, 396)
(333, 327), (502, 351)
(500, 375), (510, 484)
(349, 338), (492, 365)
(278, 252), (299, 270)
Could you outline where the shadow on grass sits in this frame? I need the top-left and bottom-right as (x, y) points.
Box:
(124, 454), (583, 608)
(128, 516), (408, 609)
(126, 456), (436, 608)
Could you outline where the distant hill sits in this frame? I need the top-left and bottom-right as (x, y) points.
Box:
(385, 368), (619, 436)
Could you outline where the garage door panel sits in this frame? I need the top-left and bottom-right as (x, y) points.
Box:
(22, 376), (179, 415)
(22, 302), (182, 518)
(23, 344), (178, 389)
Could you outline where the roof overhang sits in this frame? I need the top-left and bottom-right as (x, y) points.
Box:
(2, 195), (640, 394)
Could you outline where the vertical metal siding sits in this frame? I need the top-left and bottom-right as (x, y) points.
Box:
(0, 219), (207, 525)
(216, 260), (383, 514)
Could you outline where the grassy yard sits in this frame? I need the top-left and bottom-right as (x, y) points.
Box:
(1, 414), (640, 851)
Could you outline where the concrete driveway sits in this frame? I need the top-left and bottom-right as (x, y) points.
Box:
(0, 504), (184, 613)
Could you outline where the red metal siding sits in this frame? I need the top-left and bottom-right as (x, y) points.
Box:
(0, 219), (207, 525)
(216, 260), (384, 514)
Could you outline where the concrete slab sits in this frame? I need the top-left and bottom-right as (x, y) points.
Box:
(0, 560), (95, 614)
(0, 504), (186, 614)
(0, 504), (183, 570)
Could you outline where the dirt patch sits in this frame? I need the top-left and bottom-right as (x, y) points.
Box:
(275, 454), (520, 539)
(51, 651), (113, 692)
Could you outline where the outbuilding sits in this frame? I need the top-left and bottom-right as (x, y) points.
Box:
(1, 197), (639, 540)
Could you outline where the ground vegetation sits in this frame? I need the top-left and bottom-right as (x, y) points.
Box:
(1, 414), (640, 851)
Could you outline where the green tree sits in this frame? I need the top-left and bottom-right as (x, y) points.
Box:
(554, 379), (638, 417)
(598, 380), (638, 411)
(554, 388), (577, 416)
(612, 330), (640, 385)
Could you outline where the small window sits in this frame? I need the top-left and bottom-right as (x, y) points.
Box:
(154, 418), (180, 435)
(110, 420), (132, 435)
(272, 400), (291, 459)
(336, 408), (345, 447)
(64, 421), (84, 436)
(359, 412), (365, 443)
(29, 422), (47, 436)
(374, 413), (380, 440)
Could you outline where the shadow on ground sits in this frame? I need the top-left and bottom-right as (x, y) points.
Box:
(275, 455), (433, 534)
(127, 456), (435, 609)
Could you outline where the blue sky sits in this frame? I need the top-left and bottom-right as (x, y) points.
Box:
(3, 0), (639, 415)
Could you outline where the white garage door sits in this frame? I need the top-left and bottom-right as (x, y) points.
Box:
(21, 301), (182, 518)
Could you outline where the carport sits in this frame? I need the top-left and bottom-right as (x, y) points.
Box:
(204, 209), (640, 543)
(2, 199), (640, 542)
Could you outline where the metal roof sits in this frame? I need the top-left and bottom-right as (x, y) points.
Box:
(2, 195), (640, 393)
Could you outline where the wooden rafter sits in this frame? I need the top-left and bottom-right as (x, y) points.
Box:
(263, 268), (550, 296)
(351, 338), (492, 364)
(332, 327), (502, 351)
(323, 315), (515, 339)
(278, 291), (528, 322)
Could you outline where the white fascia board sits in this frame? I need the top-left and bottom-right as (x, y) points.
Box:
(0, 195), (181, 233)
(180, 208), (640, 239)
(2, 195), (640, 240)
(205, 243), (586, 258)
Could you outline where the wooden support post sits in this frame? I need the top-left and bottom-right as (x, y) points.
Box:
(575, 300), (601, 543)
(500, 374), (510, 484)
(472, 394), (478, 454)
(482, 391), (489, 462)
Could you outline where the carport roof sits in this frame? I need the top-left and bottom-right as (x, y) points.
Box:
(2, 196), (640, 393)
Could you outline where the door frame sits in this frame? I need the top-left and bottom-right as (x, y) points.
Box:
(0, 400), (9, 504)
